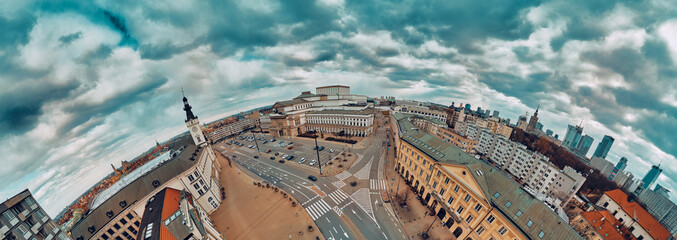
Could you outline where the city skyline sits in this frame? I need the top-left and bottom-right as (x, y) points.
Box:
(1, 0), (676, 220)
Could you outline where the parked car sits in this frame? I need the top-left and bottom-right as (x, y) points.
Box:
(282, 154), (288, 159)
(275, 152), (280, 156)
(288, 155), (295, 160)
(308, 175), (317, 181)
(253, 155), (259, 159)
(318, 146), (325, 151)
(288, 142), (294, 145)
(329, 149), (334, 153)
(266, 149), (272, 153)
(309, 160), (317, 166)
(299, 157), (306, 163)
(232, 155), (237, 158)
(271, 139), (276, 142)
(279, 160), (285, 163)
(262, 141), (268, 144)
(270, 156), (275, 160)
(279, 141), (284, 144)
(313, 146), (318, 150)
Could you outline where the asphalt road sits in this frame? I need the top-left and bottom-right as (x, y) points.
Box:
(215, 112), (407, 240)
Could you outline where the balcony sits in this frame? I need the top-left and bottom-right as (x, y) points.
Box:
(31, 222), (42, 234)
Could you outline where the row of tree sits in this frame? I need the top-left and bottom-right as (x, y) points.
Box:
(510, 128), (619, 199)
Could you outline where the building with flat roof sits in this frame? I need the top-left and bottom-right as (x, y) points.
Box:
(391, 112), (583, 240)
(593, 135), (614, 159)
(637, 186), (677, 235)
(269, 85), (372, 137)
(574, 134), (594, 157)
(1, 190), (71, 240)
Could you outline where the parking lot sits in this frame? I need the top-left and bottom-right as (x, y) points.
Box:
(225, 133), (344, 169)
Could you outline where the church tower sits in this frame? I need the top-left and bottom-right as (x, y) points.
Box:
(526, 105), (539, 132)
(182, 92), (207, 146)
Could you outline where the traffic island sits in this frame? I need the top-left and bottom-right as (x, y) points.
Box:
(320, 151), (359, 176)
(211, 150), (325, 240)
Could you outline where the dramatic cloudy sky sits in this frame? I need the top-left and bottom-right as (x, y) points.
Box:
(1, 0), (676, 216)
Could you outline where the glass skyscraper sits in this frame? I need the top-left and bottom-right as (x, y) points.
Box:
(593, 135), (614, 159)
(562, 124), (583, 149)
(575, 134), (594, 156)
(642, 165), (663, 189)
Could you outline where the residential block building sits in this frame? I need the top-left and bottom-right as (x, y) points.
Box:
(475, 130), (586, 206)
(391, 113), (582, 240)
(1, 190), (71, 240)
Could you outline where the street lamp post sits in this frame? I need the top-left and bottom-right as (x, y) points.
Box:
(423, 217), (437, 237)
(251, 128), (261, 155)
(314, 136), (322, 175)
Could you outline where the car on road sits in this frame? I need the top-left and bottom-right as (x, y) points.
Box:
(279, 141), (284, 144)
(288, 155), (295, 160)
(288, 142), (294, 145)
(253, 155), (259, 159)
(270, 156), (275, 160)
(318, 146), (325, 151)
(262, 140), (267, 144)
(279, 160), (285, 163)
(308, 175), (317, 181)
(329, 149), (334, 153)
(299, 157), (306, 163)
(232, 155), (237, 158)
(282, 154), (288, 159)
(309, 160), (317, 166)
(287, 146), (295, 150)
(271, 139), (276, 142)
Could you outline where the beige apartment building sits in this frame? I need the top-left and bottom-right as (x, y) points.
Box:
(1, 190), (71, 240)
(391, 113), (582, 240)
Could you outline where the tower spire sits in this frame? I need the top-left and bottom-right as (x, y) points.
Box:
(182, 90), (197, 122)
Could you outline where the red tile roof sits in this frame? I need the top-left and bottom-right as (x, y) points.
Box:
(604, 189), (670, 240)
(581, 210), (631, 240)
(160, 188), (182, 240)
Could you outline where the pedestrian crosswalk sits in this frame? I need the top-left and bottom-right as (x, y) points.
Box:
(305, 199), (331, 220)
(326, 189), (350, 205)
(335, 171), (352, 181)
(332, 180), (346, 189)
(370, 179), (386, 190)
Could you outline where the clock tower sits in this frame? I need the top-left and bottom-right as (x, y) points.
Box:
(182, 93), (207, 146)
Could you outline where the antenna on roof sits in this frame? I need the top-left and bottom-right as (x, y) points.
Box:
(181, 87), (185, 98)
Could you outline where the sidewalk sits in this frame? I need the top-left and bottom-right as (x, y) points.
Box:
(211, 150), (325, 240)
(383, 142), (454, 240)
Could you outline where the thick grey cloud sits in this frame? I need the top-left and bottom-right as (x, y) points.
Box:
(1, 0), (676, 216)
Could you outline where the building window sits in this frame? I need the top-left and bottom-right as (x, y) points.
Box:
(538, 231), (545, 238)
(454, 185), (460, 192)
(464, 194), (471, 202)
(3, 211), (15, 221)
(516, 211), (522, 217)
(120, 218), (127, 225)
(447, 196), (454, 205)
(498, 226), (507, 236)
(198, 190), (205, 196)
(194, 183), (200, 190)
(126, 213), (134, 220)
(439, 189), (445, 196)
(474, 204), (482, 212)
(107, 229), (114, 235)
(527, 220), (533, 227)
(487, 215), (495, 223)
(17, 224), (28, 235)
(188, 175), (195, 182)
(465, 215), (473, 224)
(114, 223), (121, 230)
(456, 206), (464, 214)
(444, 177), (450, 184)
(476, 226), (485, 235)
(432, 182), (438, 189)
(436, 171), (442, 177)
(194, 170), (200, 178)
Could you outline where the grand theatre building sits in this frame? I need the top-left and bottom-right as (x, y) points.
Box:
(391, 112), (582, 240)
(268, 85), (374, 138)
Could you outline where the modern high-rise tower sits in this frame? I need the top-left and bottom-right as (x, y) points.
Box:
(641, 165), (663, 189)
(575, 134), (594, 156)
(608, 157), (628, 181)
(593, 135), (614, 159)
(562, 124), (583, 149)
